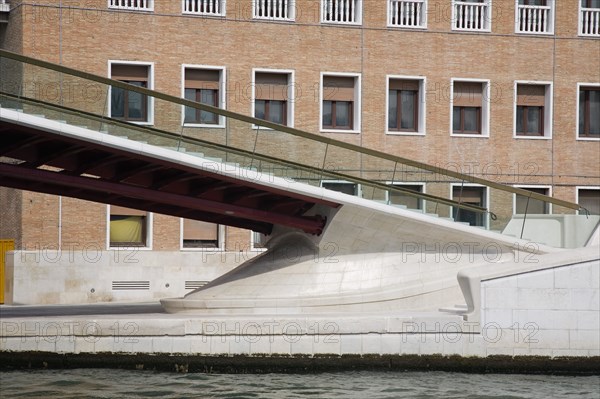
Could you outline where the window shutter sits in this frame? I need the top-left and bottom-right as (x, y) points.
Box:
(323, 76), (355, 102)
(185, 69), (220, 90)
(389, 79), (419, 91)
(183, 219), (219, 240)
(517, 85), (546, 106)
(255, 73), (288, 101)
(111, 65), (148, 81)
(453, 187), (483, 204)
(110, 205), (147, 217)
(453, 82), (482, 107)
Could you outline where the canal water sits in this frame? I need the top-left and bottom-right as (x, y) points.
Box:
(0, 369), (598, 398)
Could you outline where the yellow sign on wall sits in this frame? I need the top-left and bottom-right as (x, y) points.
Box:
(0, 239), (15, 304)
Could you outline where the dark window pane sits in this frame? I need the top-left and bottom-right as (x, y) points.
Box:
(255, 100), (266, 120)
(200, 89), (218, 124)
(453, 107), (461, 132)
(527, 107), (541, 134)
(517, 106), (524, 133)
(268, 101), (285, 124)
(184, 88), (196, 123)
(579, 90), (585, 135)
(400, 91), (415, 130)
(463, 107), (479, 132)
(127, 90), (144, 119)
(336, 101), (350, 127)
(323, 101), (332, 127)
(111, 86), (125, 118)
(322, 182), (357, 196)
(589, 90), (600, 135)
(388, 90), (398, 129)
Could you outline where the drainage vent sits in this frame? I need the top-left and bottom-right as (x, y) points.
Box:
(112, 281), (150, 290)
(185, 281), (209, 290)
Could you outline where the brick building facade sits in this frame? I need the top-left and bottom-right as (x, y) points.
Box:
(0, 0), (598, 303)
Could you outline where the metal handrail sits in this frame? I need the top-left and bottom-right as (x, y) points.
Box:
(0, 48), (582, 211)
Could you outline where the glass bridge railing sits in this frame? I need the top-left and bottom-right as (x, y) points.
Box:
(0, 49), (596, 249)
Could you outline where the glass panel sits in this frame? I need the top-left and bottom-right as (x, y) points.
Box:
(516, 188), (549, 214)
(200, 89), (218, 124)
(388, 90), (398, 129)
(579, 189), (600, 215)
(453, 107), (461, 132)
(400, 91), (415, 130)
(184, 88), (196, 123)
(127, 81), (145, 120)
(589, 90), (600, 135)
(389, 184), (423, 210)
(527, 107), (541, 134)
(323, 100), (332, 127)
(463, 107), (479, 132)
(255, 99), (266, 120)
(110, 215), (145, 246)
(336, 101), (350, 127)
(579, 89), (585, 135)
(111, 86), (125, 118)
(322, 182), (357, 196)
(268, 100), (284, 124)
(517, 106), (524, 133)
(453, 187), (485, 226)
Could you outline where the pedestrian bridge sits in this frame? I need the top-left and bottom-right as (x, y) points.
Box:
(1, 50), (598, 315)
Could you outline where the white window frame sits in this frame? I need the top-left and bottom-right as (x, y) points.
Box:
(512, 185), (553, 215)
(179, 218), (225, 251)
(321, 0), (362, 25)
(576, 186), (600, 215)
(450, 78), (491, 138)
(106, 205), (153, 251)
(386, 75), (426, 136)
(182, 0), (227, 17)
(387, 0), (428, 29)
(576, 82), (600, 141)
(513, 80), (553, 140)
(320, 180), (362, 197)
(251, 68), (295, 130)
(386, 182), (426, 210)
(579, 0), (600, 37)
(252, 0), (295, 21)
(451, 0), (492, 32)
(250, 230), (268, 252)
(320, 72), (361, 134)
(450, 183), (490, 229)
(514, 0), (555, 35)
(181, 64), (226, 128)
(108, 60), (154, 126)
(108, 0), (154, 11)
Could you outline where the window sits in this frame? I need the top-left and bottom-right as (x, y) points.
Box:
(321, 181), (360, 196)
(580, 0), (600, 36)
(388, 0), (427, 28)
(452, 185), (487, 227)
(578, 188), (600, 215)
(253, 0), (295, 20)
(322, 0), (362, 24)
(109, 205), (151, 248)
(183, 0), (226, 16)
(251, 231), (267, 251)
(388, 78), (422, 134)
(578, 85), (600, 139)
(183, 66), (225, 127)
(452, 81), (488, 136)
(452, 0), (491, 31)
(181, 219), (222, 250)
(388, 183), (424, 210)
(109, 0), (153, 11)
(516, 0), (554, 34)
(514, 186), (551, 215)
(515, 82), (552, 138)
(109, 62), (153, 124)
(253, 70), (293, 127)
(321, 74), (361, 132)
